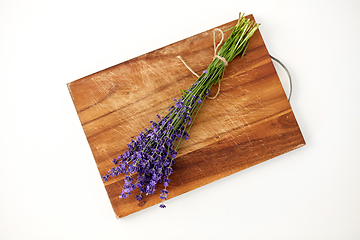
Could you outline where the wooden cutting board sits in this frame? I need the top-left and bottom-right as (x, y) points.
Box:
(67, 14), (305, 218)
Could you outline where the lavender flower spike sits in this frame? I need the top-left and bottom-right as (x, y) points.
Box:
(102, 13), (259, 208)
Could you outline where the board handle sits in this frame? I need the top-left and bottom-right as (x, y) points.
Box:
(270, 55), (292, 102)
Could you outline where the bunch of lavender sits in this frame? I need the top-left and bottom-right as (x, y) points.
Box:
(102, 13), (259, 208)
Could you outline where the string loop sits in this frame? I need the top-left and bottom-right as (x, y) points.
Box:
(212, 28), (228, 67)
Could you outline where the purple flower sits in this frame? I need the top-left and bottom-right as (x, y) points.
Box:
(160, 189), (169, 195)
(176, 100), (183, 108)
(119, 192), (127, 199)
(163, 178), (170, 186)
(159, 204), (166, 208)
(135, 195), (143, 202)
(102, 174), (110, 181)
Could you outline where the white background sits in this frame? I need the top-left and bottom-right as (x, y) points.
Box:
(1, 0), (359, 239)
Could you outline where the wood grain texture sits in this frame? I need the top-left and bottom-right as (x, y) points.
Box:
(67, 15), (305, 218)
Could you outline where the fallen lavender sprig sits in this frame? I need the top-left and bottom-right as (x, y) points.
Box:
(102, 13), (259, 208)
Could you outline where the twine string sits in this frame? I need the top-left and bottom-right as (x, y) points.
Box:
(176, 56), (200, 78)
(213, 28), (228, 67)
(177, 30), (292, 102)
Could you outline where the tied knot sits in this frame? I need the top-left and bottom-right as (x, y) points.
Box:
(214, 55), (228, 67)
